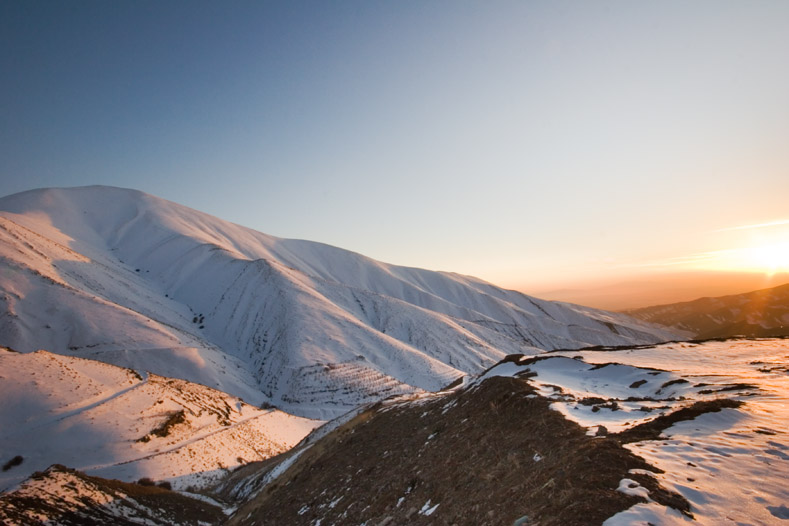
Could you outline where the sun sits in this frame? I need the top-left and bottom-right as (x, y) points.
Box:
(697, 221), (789, 276)
(688, 238), (789, 276)
(744, 242), (789, 276)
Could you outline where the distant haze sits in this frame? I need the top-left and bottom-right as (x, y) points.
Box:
(531, 271), (789, 311)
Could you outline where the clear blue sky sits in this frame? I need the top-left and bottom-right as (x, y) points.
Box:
(2, 1), (789, 300)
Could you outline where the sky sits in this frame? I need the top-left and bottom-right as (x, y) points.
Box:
(2, 1), (789, 309)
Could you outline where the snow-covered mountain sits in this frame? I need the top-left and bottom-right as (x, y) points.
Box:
(0, 186), (679, 418)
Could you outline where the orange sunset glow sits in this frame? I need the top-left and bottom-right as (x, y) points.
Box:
(671, 221), (789, 275)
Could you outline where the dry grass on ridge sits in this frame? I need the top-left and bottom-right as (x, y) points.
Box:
(228, 375), (695, 526)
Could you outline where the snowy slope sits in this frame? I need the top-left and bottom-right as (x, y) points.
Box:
(0, 185), (680, 418)
(231, 338), (789, 526)
(483, 338), (789, 525)
(0, 348), (321, 493)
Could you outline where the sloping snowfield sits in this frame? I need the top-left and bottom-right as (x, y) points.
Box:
(0, 348), (321, 493)
(483, 338), (789, 525)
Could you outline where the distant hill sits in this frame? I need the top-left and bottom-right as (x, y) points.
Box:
(0, 186), (679, 419)
(626, 283), (789, 339)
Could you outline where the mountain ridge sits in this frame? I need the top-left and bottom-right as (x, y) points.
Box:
(627, 282), (789, 338)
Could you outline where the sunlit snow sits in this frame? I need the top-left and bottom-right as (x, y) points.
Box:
(486, 338), (789, 524)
